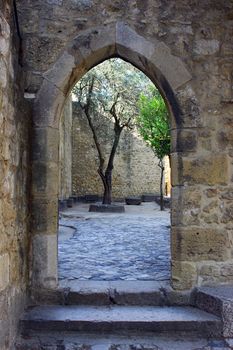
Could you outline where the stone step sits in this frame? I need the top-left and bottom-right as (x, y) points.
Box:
(32, 281), (191, 306)
(21, 305), (221, 337)
(194, 284), (233, 338)
(16, 329), (229, 350)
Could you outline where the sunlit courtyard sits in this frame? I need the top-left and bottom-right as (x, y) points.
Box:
(58, 202), (170, 286)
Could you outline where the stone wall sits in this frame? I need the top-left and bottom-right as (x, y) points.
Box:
(59, 96), (72, 199)
(16, 0), (233, 290)
(72, 103), (166, 199)
(0, 1), (30, 348)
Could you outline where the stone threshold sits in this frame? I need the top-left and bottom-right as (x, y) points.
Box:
(16, 330), (228, 350)
(31, 280), (191, 307)
(20, 305), (221, 336)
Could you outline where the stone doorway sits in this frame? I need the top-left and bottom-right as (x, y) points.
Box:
(58, 58), (171, 286)
(30, 23), (199, 293)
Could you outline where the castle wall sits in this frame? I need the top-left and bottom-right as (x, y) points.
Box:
(72, 103), (166, 199)
(15, 0), (233, 290)
(0, 1), (30, 348)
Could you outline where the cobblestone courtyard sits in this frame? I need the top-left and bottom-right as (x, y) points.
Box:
(58, 202), (170, 284)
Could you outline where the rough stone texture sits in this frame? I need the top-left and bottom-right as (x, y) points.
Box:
(0, 0), (233, 348)
(31, 234), (58, 289)
(12, 0), (233, 293)
(72, 103), (170, 199)
(0, 2), (30, 349)
(194, 285), (233, 338)
(16, 330), (232, 350)
(89, 203), (125, 213)
(57, 280), (190, 307)
(20, 305), (221, 336)
(59, 96), (72, 199)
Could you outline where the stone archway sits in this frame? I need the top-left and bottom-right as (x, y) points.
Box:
(30, 22), (200, 292)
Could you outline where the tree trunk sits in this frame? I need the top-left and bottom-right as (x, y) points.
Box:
(102, 171), (112, 204)
(81, 88), (125, 206)
(101, 124), (122, 205)
(159, 159), (165, 211)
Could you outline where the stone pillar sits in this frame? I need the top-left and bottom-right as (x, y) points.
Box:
(59, 96), (73, 199)
(30, 127), (59, 289)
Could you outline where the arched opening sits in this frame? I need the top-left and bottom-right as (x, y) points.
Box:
(58, 58), (171, 286)
(30, 23), (195, 293)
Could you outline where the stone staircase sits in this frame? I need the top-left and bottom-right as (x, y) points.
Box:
(16, 282), (233, 350)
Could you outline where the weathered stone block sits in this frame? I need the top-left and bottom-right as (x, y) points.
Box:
(43, 51), (75, 91)
(183, 155), (229, 185)
(2, 200), (16, 223)
(24, 71), (43, 93)
(32, 161), (59, 195)
(0, 13), (10, 57)
(32, 127), (59, 163)
(0, 57), (7, 88)
(203, 200), (218, 213)
(171, 129), (197, 153)
(59, 97), (72, 199)
(171, 186), (202, 226)
(32, 234), (58, 288)
(172, 227), (230, 262)
(223, 300), (233, 337)
(194, 285), (233, 338)
(175, 85), (202, 128)
(220, 187), (233, 200)
(198, 261), (233, 285)
(31, 197), (58, 234)
(194, 39), (220, 55)
(34, 80), (65, 127)
(116, 21), (156, 62)
(170, 153), (182, 186)
(171, 260), (197, 290)
(221, 203), (233, 224)
(217, 130), (233, 151)
(71, 24), (116, 72)
(205, 188), (218, 198)
(0, 253), (9, 291)
(150, 41), (192, 91)
(89, 203), (125, 213)
(24, 35), (65, 71)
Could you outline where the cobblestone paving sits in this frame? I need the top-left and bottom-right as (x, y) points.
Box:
(58, 203), (170, 282)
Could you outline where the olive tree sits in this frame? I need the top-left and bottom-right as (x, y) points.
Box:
(72, 58), (147, 205)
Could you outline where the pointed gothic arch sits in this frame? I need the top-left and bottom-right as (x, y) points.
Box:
(30, 22), (199, 291)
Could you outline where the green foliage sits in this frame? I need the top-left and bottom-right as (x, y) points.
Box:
(72, 58), (151, 127)
(137, 88), (170, 160)
(72, 58), (157, 204)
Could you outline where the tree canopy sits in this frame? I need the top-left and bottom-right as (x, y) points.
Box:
(72, 58), (153, 204)
(72, 58), (170, 207)
(72, 58), (149, 128)
(137, 88), (170, 160)
(137, 87), (170, 210)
